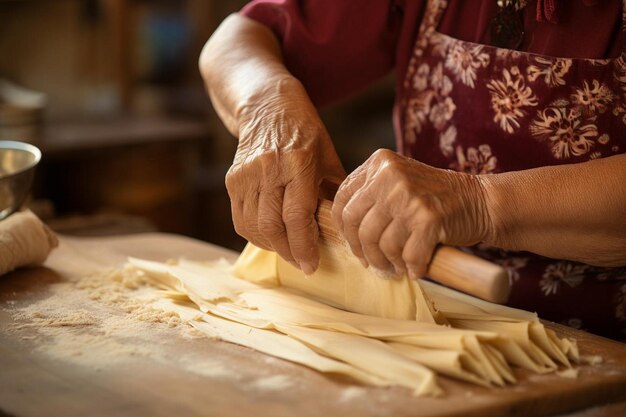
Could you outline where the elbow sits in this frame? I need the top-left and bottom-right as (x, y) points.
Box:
(198, 14), (239, 82)
(198, 36), (211, 82)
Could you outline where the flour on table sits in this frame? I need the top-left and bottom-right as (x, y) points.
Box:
(251, 374), (294, 392)
(11, 307), (99, 329)
(76, 266), (181, 327)
(4, 266), (187, 369)
(179, 356), (234, 379)
(339, 386), (366, 402)
(580, 355), (603, 366)
(556, 368), (580, 379)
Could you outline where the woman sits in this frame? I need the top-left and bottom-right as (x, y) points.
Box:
(200, 0), (626, 339)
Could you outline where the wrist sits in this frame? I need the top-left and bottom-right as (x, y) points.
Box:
(235, 75), (310, 132)
(235, 76), (332, 158)
(476, 173), (516, 250)
(456, 172), (493, 246)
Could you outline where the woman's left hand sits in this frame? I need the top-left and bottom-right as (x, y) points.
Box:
(331, 149), (491, 279)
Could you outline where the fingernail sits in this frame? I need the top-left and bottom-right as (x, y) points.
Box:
(300, 261), (317, 276)
(359, 257), (369, 268)
(408, 269), (421, 281)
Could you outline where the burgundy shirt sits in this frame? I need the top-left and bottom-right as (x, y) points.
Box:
(241, 0), (623, 136)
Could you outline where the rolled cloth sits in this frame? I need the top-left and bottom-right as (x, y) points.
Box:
(0, 210), (58, 276)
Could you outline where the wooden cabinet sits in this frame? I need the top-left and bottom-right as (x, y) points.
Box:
(34, 116), (245, 251)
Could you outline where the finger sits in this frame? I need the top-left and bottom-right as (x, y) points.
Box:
(283, 179), (320, 275)
(257, 185), (296, 263)
(379, 220), (410, 276)
(242, 189), (273, 250)
(225, 166), (249, 241)
(358, 206), (394, 273)
(402, 226), (439, 280)
(332, 163), (369, 231)
(230, 197), (250, 241)
(341, 189), (375, 267)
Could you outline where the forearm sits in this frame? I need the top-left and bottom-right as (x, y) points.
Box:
(201, 15), (346, 271)
(481, 154), (626, 267)
(199, 14), (307, 137)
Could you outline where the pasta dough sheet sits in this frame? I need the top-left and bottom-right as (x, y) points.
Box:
(123, 243), (581, 396)
(235, 242), (445, 324)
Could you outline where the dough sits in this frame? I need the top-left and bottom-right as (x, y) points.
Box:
(235, 242), (446, 324)
(124, 245), (581, 396)
(153, 297), (391, 388)
(0, 210), (58, 276)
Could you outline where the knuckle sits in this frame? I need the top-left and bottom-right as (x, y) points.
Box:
(358, 226), (378, 245)
(402, 249), (424, 268)
(379, 238), (403, 260)
(282, 208), (313, 231)
(371, 148), (394, 161)
(395, 175), (412, 190)
(387, 179), (411, 202)
(341, 206), (360, 227)
(341, 181), (361, 199)
(406, 195), (442, 225)
(225, 167), (253, 195)
(378, 161), (403, 183)
(418, 204), (443, 226)
(257, 217), (284, 238)
(386, 154), (402, 168)
(287, 149), (317, 173)
(224, 171), (238, 192)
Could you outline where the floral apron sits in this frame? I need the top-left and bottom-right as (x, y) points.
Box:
(401, 0), (626, 339)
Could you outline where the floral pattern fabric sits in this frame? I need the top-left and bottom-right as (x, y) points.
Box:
(401, 0), (626, 339)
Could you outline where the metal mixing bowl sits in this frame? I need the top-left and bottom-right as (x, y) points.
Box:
(0, 140), (41, 220)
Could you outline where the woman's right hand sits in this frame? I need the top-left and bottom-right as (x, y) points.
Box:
(226, 77), (345, 274)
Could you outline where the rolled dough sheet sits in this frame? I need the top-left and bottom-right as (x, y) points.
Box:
(130, 259), (444, 394)
(232, 244), (579, 369)
(123, 247), (582, 396)
(235, 243), (445, 324)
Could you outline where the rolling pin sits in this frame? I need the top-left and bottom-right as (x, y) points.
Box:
(315, 199), (511, 304)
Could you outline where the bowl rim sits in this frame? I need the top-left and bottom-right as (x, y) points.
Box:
(0, 140), (42, 179)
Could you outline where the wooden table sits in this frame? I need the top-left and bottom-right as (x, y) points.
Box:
(1, 234), (626, 417)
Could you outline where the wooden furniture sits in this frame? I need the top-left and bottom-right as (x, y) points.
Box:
(1, 233), (625, 417)
(34, 116), (245, 249)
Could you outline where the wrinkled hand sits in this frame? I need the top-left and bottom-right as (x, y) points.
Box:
(226, 81), (345, 274)
(331, 149), (490, 279)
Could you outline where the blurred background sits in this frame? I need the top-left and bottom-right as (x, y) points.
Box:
(0, 0), (395, 251)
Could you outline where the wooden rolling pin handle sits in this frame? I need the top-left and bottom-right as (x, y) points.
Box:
(428, 246), (510, 304)
(316, 200), (510, 304)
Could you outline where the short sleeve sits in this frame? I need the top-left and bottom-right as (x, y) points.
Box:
(240, 0), (403, 107)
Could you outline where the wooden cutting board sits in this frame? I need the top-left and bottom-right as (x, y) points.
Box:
(1, 233), (626, 417)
